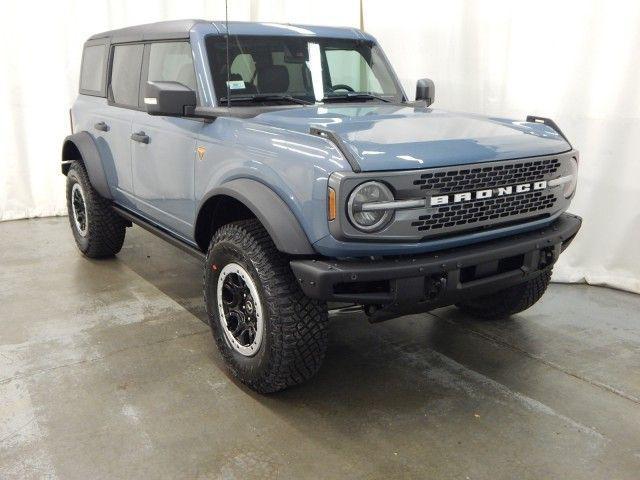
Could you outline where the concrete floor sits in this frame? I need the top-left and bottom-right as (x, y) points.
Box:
(1, 217), (639, 480)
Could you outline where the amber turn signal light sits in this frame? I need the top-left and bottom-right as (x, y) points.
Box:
(328, 187), (336, 221)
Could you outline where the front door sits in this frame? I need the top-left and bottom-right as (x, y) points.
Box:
(131, 42), (202, 239)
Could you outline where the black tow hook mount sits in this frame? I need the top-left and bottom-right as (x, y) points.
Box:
(365, 274), (448, 324)
(425, 274), (447, 301)
(538, 245), (559, 269)
(365, 304), (398, 324)
(366, 304), (402, 324)
(365, 302), (435, 324)
(364, 304), (382, 318)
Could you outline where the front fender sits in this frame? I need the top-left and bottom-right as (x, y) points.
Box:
(61, 131), (112, 200)
(200, 179), (315, 255)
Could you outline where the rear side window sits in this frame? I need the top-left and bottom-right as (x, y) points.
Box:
(110, 44), (144, 108)
(80, 44), (107, 94)
(147, 42), (197, 91)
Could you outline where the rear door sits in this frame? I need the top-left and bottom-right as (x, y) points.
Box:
(101, 43), (144, 203)
(131, 41), (202, 238)
(74, 42), (143, 206)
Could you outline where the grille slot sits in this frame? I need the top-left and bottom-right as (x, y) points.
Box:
(411, 191), (556, 232)
(413, 158), (561, 193)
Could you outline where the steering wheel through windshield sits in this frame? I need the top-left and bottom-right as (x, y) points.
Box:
(330, 84), (355, 92)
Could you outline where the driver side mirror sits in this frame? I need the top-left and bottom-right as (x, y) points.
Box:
(144, 81), (196, 116)
(415, 78), (435, 107)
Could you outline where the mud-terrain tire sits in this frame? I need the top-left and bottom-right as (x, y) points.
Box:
(203, 219), (328, 393)
(66, 161), (126, 257)
(456, 269), (552, 320)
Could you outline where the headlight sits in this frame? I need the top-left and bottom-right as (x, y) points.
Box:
(347, 181), (394, 232)
(564, 156), (579, 198)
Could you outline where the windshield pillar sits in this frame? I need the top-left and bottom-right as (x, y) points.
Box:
(307, 42), (324, 102)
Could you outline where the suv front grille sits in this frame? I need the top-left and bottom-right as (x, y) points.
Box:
(413, 158), (561, 193)
(405, 157), (564, 235)
(412, 191), (556, 232)
(328, 151), (574, 243)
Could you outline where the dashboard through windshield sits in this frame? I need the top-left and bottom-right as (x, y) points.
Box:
(205, 35), (403, 105)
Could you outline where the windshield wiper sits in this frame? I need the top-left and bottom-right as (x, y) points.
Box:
(321, 92), (392, 103)
(219, 94), (314, 105)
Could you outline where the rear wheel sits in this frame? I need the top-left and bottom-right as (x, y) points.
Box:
(66, 161), (126, 257)
(456, 270), (552, 320)
(203, 219), (328, 393)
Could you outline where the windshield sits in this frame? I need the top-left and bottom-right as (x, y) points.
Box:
(205, 35), (403, 105)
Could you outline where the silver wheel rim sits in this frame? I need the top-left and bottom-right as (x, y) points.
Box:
(216, 263), (264, 356)
(71, 183), (88, 237)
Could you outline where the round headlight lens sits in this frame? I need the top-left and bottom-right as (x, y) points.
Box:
(564, 157), (579, 198)
(347, 181), (394, 232)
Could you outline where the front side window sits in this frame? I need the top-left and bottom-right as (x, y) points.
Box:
(206, 35), (402, 105)
(148, 42), (197, 92)
(80, 44), (107, 93)
(110, 44), (144, 108)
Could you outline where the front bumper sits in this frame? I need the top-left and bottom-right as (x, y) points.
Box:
(291, 213), (581, 313)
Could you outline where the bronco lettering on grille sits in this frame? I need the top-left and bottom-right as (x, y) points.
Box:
(430, 181), (548, 207)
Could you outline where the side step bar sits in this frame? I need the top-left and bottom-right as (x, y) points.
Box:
(112, 205), (205, 261)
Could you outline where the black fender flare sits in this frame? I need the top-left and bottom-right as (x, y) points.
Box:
(199, 179), (315, 255)
(61, 132), (112, 200)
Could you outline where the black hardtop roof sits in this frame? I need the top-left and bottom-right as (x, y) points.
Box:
(88, 19), (207, 43)
(87, 19), (370, 45)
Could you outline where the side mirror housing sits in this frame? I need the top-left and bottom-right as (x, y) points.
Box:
(415, 78), (435, 107)
(144, 81), (196, 116)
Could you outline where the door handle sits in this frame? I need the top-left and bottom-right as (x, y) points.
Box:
(94, 121), (109, 132)
(131, 131), (150, 144)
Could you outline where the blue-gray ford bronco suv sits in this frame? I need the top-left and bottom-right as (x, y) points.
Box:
(62, 20), (581, 392)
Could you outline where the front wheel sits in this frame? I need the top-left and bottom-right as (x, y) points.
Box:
(203, 219), (328, 393)
(456, 270), (552, 320)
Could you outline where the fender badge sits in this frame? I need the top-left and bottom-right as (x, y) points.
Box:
(196, 146), (206, 160)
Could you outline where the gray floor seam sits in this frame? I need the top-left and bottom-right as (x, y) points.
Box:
(428, 311), (640, 406)
(0, 329), (209, 386)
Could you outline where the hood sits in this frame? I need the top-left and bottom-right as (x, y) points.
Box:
(252, 104), (571, 172)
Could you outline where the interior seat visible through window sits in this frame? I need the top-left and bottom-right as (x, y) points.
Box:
(256, 65), (290, 94)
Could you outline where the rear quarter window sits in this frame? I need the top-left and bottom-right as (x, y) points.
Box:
(80, 44), (107, 95)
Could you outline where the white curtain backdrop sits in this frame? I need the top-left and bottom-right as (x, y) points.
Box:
(1, 0), (638, 293)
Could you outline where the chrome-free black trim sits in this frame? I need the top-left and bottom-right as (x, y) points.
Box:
(61, 132), (112, 200)
(526, 115), (572, 148)
(190, 105), (304, 120)
(309, 126), (362, 173)
(196, 178), (315, 255)
(89, 19), (202, 43)
(112, 205), (205, 260)
(290, 213), (582, 307)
